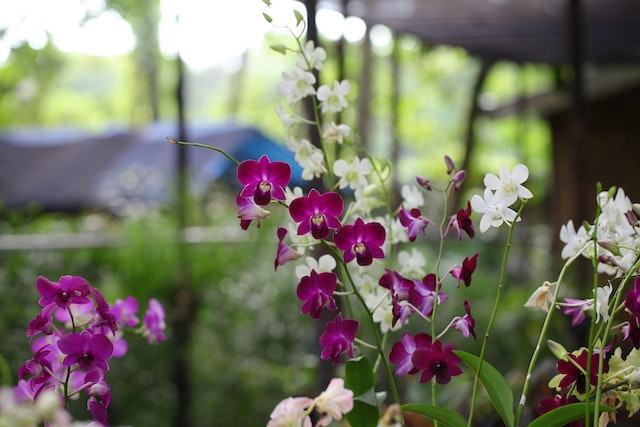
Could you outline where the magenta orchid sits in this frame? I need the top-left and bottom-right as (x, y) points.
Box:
(445, 201), (475, 240)
(111, 296), (139, 328)
(556, 349), (608, 394)
(236, 194), (270, 230)
(289, 188), (343, 239)
(389, 333), (432, 376)
(143, 298), (166, 344)
(449, 253), (478, 287)
(412, 340), (462, 384)
(274, 227), (302, 270)
(237, 154), (291, 205)
(37, 275), (91, 310)
(409, 274), (448, 318)
(453, 300), (476, 339)
(334, 218), (386, 266)
(319, 314), (359, 364)
(58, 331), (113, 372)
(296, 270), (338, 318)
(398, 207), (430, 242)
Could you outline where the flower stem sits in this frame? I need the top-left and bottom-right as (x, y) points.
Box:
(592, 257), (640, 426)
(467, 202), (525, 427)
(167, 138), (240, 165)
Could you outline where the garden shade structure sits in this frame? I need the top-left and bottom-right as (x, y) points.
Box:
(0, 123), (304, 213)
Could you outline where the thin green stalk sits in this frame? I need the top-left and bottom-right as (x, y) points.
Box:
(429, 184), (451, 420)
(585, 202), (601, 427)
(168, 138), (240, 165)
(467, 202), (525, 427)
(514, 246), (586, 425)
(592, 257), (640, 425)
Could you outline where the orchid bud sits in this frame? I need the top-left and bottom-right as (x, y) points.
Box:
(582, 221), (592, 232)
(607, 185), (617, 199)
(444, 155), (455, 175)
(416, 176), (432, 191)
(625, 211), (639, 227)
(547, 340), (569, 361)
(598, 254), (617, 267)
(633, 203), (640, 217)
(598, 240), (621, 256)
(452, 170), (466, 191)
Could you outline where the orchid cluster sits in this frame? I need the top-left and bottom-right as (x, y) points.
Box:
(518, 188), (640, 426)
(169, 3), (639, 427)
(3, 275), (167, 426)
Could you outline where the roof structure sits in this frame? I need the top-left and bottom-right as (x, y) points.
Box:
(338, 0), (640, 64)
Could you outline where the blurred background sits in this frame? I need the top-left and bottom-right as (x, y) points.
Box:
(0, 0), (639, 425)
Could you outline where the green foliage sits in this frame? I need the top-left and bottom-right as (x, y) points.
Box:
(526, 403), (614, 427)
(402, 404), (467, 427)
(346, 356), (379, 427)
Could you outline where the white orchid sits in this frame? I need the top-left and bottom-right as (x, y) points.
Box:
(470, 188), (519, 233)
(284, 186), (303, 205)
(398, 249), (426, 277)
(594, 284), (613, 324)
(559, 220), (590, 259)
(317, 80), (350, 113)
(352, 185), (384, 217)
(277, 67), (316, 105)
(483, 164), (533, 206)
(401, 184), (424, 209)
(322, 122), (351, 144)
(371, 294), (400, 333)
(295, 255), (337, 279)
(333, 156), (371, 190)
(297, 40), (326, 71)
(286, 137), (326, 181)
(524, 281), (556, 312)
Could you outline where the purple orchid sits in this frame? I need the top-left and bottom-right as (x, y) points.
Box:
(319, 314), (359, 364)
(449, 253), (478, 287)
(398, 207), (430, 242)
(236, 194), (270, 230)
(274, 227), (302, 270)
(237, 154), (291, 205)
(556, 349), (608, 393)
(445, 201), (475, 240)
(111, 296), (139, 328)
(412, 340), (463, 384)
(562, 298), (591, 326)
(26, 305), (55, 339)
(453, 300), (476, 339)
(18, 346), (54, 394)
(296, 270), (338, 318)
(416, 176), (432, 191)
(58, 331), (113, 372)
(91, 288), (118, 334)
(451, 170), (466, 191)
(379, 269), (414, 326)
(624, 276), (640, 316)
(289, 189), (343, 239)
(444, 155), (455, 175)
(622, 317), (640, 348)
(389, 333), (432, 376)
(334, 218), (386, 266)
(143, 299), (166, 344)
(37, 275), (91, 310)
(84, 370), (112, 426)
(408, 274), (448, 318)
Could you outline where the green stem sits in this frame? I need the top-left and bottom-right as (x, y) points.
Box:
(467, 202), (525, 427)
(585, 201), (601, 427)
(168, 138), (240, 165)
(592, 257), (640, 426)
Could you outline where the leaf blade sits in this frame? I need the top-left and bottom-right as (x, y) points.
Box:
(527, 403), (615, 427)
(403, 404), (467, 427)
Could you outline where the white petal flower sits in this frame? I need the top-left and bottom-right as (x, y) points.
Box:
(297, 40), (327, 71)
(314, 378), (353, 422)
(276, 106), (300, 128)
(316, 80), (350, 113)
(398, 249), (426, 277)
(284, 186), (303, 205)
(322, 122), (351, 144)
(286, 137), (326, 180)
(287, 223), (315, 253)
(594, 284), (613, 324)
(470, 188), (519, 233)
(295, 255), (337, 279)
(277, 67), (316, 105)
(483, 164), (533, 206)
(333, 156), (371, 190)
(401, 184), (424, 209)
(524, 281), (556, 312)
(559, 220), (590, 259)
(352, 185), (383, 217)
(388, 217), (409, 245)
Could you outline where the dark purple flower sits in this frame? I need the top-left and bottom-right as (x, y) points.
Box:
(237, 154), (291, 205)
(58, 331), (113, 372)
(85, 370), (111, 426)
(319, 314), (359, 364)
(289, 189), (343, 239)
(622, 317), (640, 348)
(537, 395), (581, 427)
(236, 194), (270, 230)
(274, 227), (302, 270)
(389, 333), (432, 376)
(296, 270), (338, 318)
(556, 349), (608, 394)
(26, 305), (55, 339)
(111, 296), (139, 328)
(453, 300), (476, 339)
(398, 207), (430, 242)
(18, 346), (53, 393)
(625, 276), (640, 316)
(412, 340), (463, 384)
(562, 298), (591, 327)
(409, 274), (448, 318)
(91, 288), (118, 334)
(334, 218), (386, 266)
(416, 176), (432, 191)
(452, 170), (466, 191)
(445, 202), (475, 240)
(379, 269), (412, 301)
(449, 253), (478, 287)
(37, 275), (91, 309)
(143, 299), (166, 344)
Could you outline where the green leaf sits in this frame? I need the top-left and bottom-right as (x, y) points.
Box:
(270, 44), (287, 55)
(345, 357), (375, 395)
(403, 404), (466, 427)
(293, 10), (304, 26)
(527, 403), (615, 427)
(453, 350), (515, 427)
(262, 0), (271, 6)
(262, 12), (272, 23)
(345, 357), (378, 427)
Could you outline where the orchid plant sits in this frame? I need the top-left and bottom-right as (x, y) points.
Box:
(168, 3), (640, 426)
(0, 275), (166, 426)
